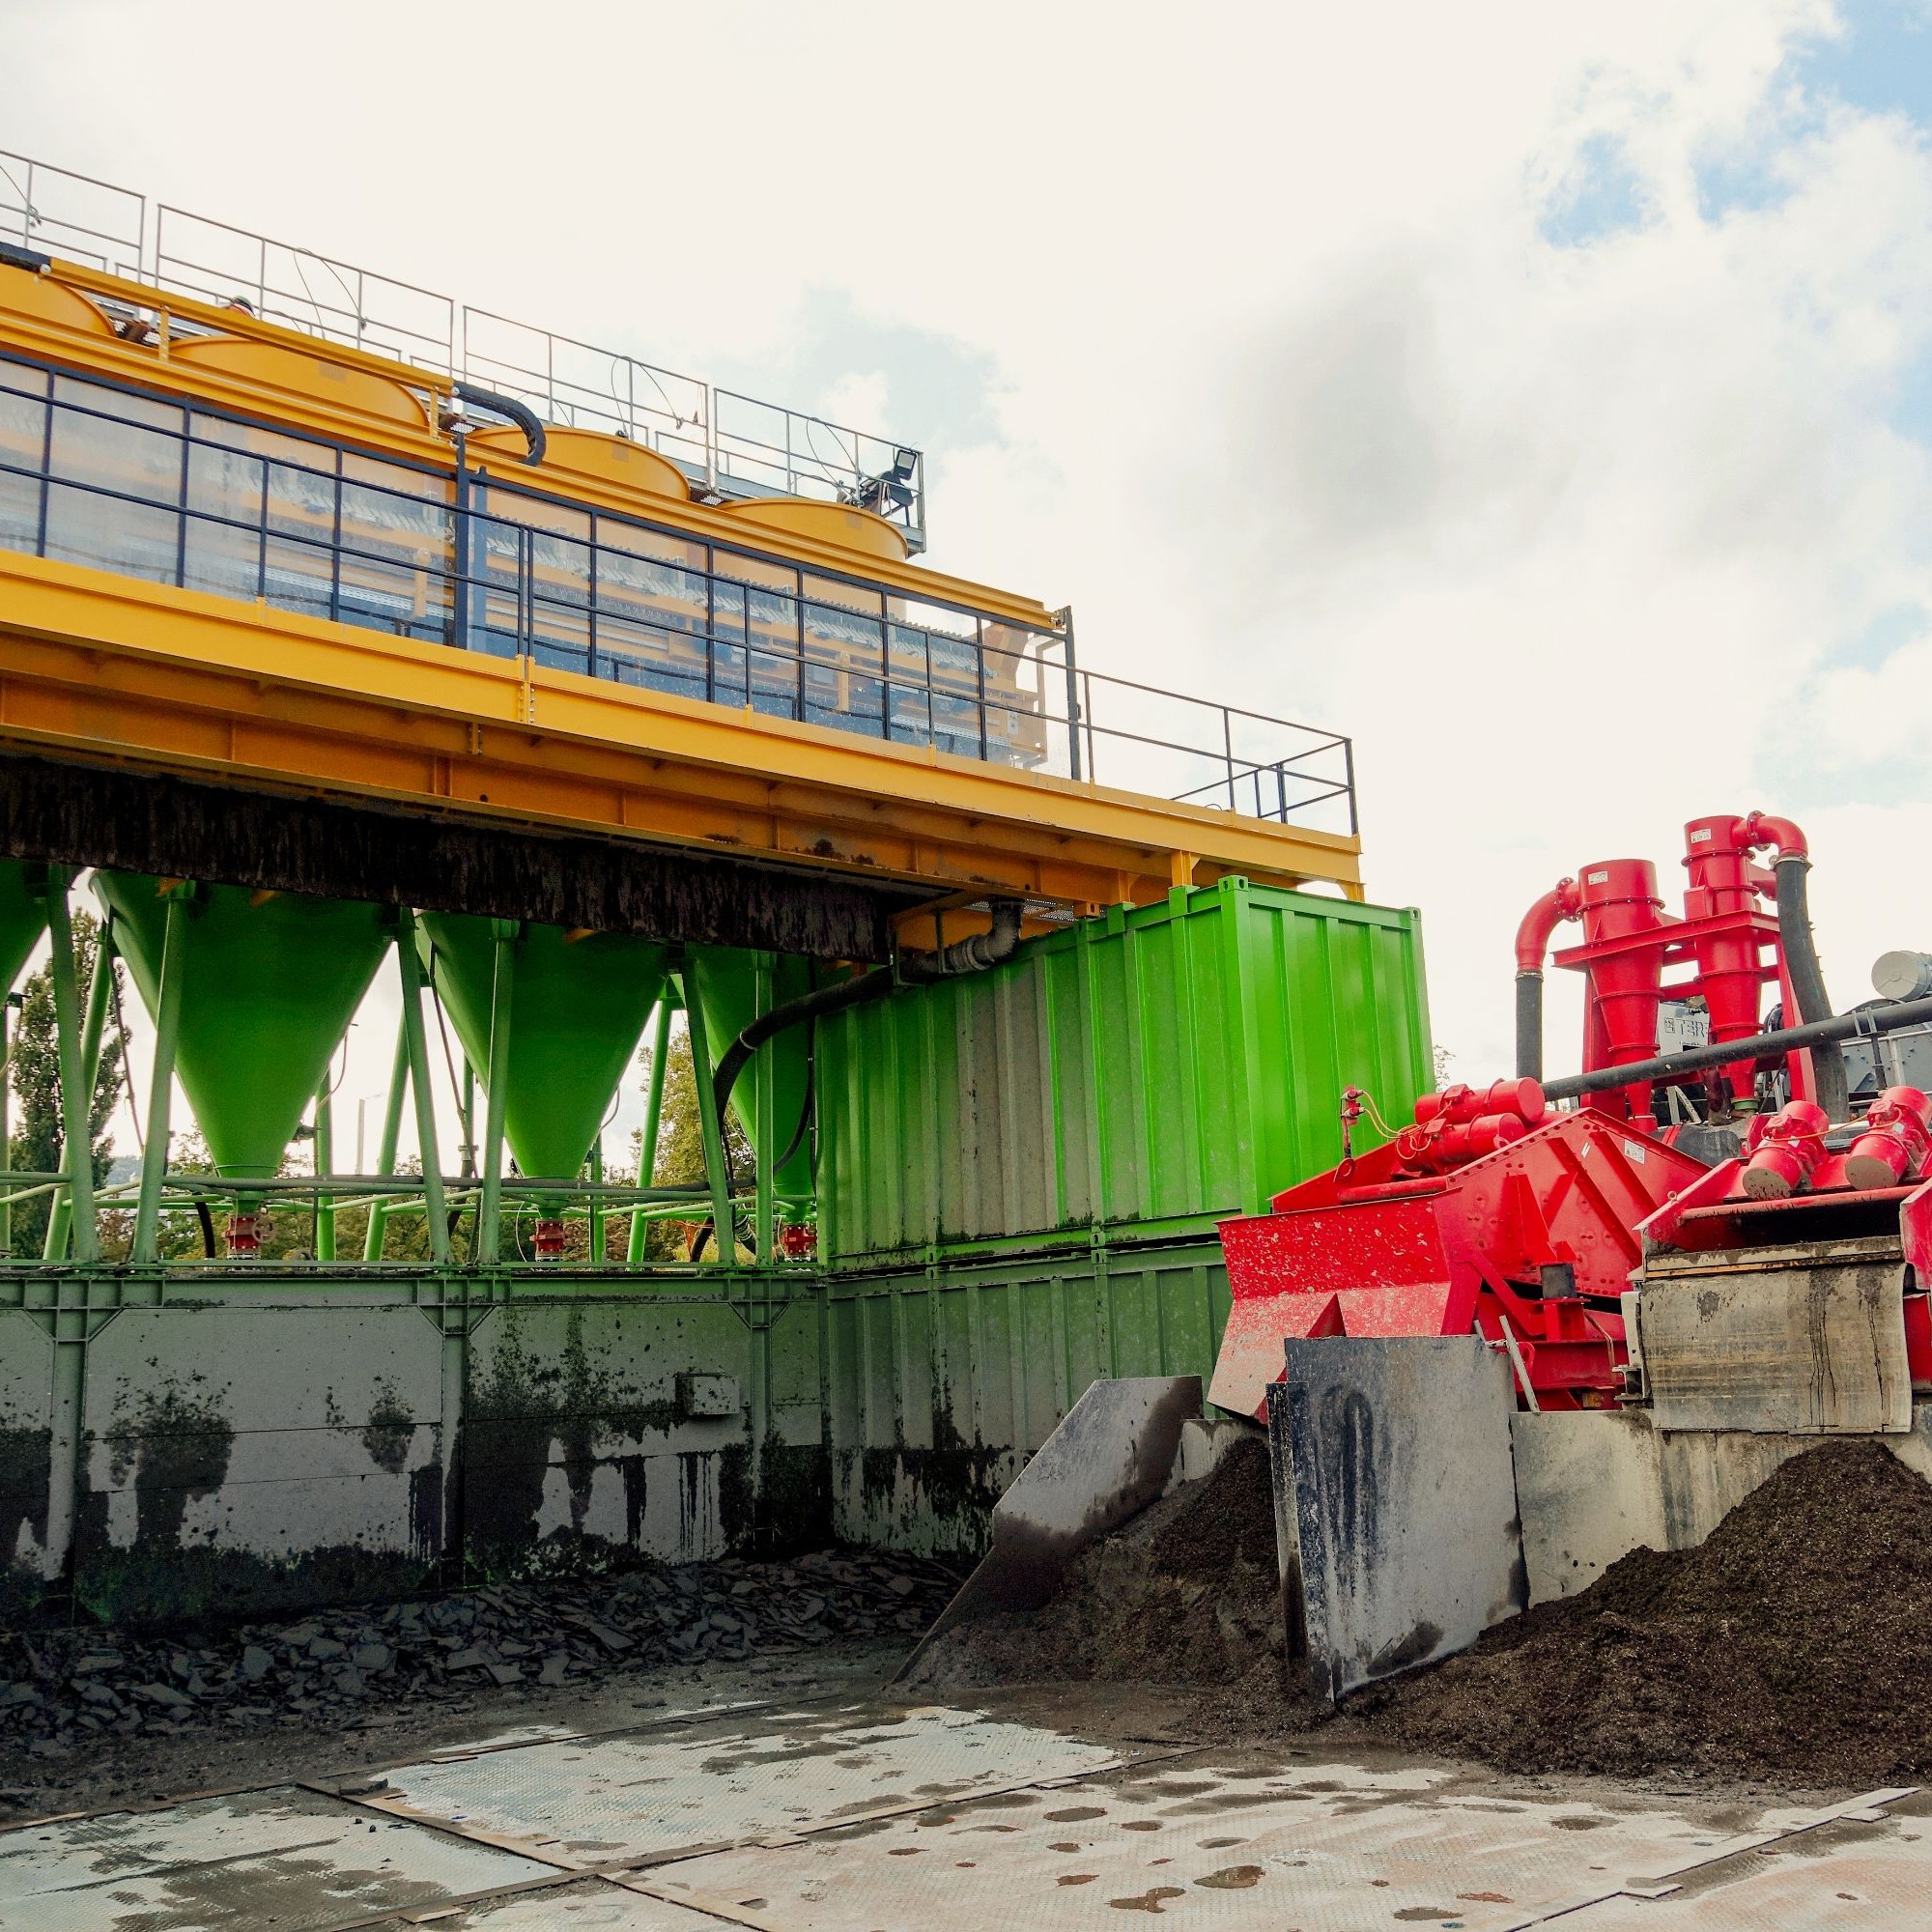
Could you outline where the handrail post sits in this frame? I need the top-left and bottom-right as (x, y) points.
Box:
(1056, 606), (1082, 781)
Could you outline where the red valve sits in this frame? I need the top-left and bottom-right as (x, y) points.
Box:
(778, 1221), (817, 1261)
(1843, 1086), (1932, 1191)
(531, 1217), (567, 1262)
(1741, 1099), (1831, 1200)
(226, 1209), (264, 1259)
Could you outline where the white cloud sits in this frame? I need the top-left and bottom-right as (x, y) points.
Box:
(4, 0), (1929, 1130)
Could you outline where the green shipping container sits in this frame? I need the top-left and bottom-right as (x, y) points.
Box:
(817, 878), (1432, 1265)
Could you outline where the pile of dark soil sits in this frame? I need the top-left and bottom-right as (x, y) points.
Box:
(905, 1433), (1286, 1693)
(1361, 1439), (1932, 1786)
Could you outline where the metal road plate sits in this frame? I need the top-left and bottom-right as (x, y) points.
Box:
(365, 1876), (724, 1927)
(372, 1702), (1127, 1865)
(0, 1785), (555, 1932)
(1639, 1245), (1911, 1434)
(649, 1756), (1928, 1931)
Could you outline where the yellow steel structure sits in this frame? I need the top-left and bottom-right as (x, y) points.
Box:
(0, 250), (1363, 912)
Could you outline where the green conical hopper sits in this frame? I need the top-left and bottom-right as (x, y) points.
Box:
(418, 913), (667, 1183)
(685, 947), (816, 1204)
(0, 861), (47, 996)
(94, 873), (391, 1182)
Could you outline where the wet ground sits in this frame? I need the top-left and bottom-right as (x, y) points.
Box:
(4, 1641), (1925, 1929)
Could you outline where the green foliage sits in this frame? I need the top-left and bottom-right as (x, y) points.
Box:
(4, 912), (126, 1258)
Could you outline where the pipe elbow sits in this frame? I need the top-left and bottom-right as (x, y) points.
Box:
(1741, 811), (1808, 863)
(1515, 878), (1579, 974)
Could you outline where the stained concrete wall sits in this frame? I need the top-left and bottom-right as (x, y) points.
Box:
(1512, 1404), (1932, 1606)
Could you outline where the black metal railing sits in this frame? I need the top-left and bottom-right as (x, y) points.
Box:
(0, 358), (1355, 834)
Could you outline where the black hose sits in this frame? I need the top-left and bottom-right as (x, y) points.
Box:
(1542, 993), (1932, 1102)
(454, 383), (547, 467)
(709, 901), (1025, 1135)
(1515, 971), (1544, 1083)
(1774, 854), (1849, 1120)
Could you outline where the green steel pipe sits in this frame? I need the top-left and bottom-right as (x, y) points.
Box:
(753, 957), (776, 1264)
(629, 996), (672, 1267)
(395, 911), (451, 1265)
(314, 1082), (335, 1262)
(679, 972), (734, 1265)
(477, 920), (516, 1265)
(362, 1011), (411, 1262)
(43, 871), (99, 1264)
(130, 892), (187, 1265)
(43, 915), (115, 1263)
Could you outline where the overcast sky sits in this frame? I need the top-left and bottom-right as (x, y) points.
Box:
(5, 1), (1931, 1164)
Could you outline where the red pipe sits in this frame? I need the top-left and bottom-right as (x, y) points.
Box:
(1516, 878), (1581, 973)
(1739, 810), (1808, 862)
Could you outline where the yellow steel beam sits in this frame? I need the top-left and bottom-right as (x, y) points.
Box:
(0, 550), (1363, 907)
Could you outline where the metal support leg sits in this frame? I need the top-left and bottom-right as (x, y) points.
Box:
(477, 920), (516, 1265)
(43, 916), (114, 1264)
(628, 994), (671, 1266)
(130, 892), (187, 1265)
(396, 910), (450, 1265)
(753, 956), (776, 1264)
(362, 1010), (410, 1262)
(43, 870), (99, 1265)
(314, 1082), (335, 1262)
(588, 1140), (605, 1264)
(681, 973), (734, 1265)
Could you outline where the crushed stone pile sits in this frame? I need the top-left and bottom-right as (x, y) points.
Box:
(1360, 1439), (1932, 1786)
(905, 1432), (1284, 1693)
(0, 1548), (958, 1766)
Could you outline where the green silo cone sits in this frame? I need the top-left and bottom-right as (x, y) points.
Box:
(686, 947), (817, 1206)
(95, 874), (391, 1182)
(418, 914), (667, 1184)
(0, 861), (48, 996)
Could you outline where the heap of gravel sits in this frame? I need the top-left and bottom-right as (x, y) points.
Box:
(1360, 1439), (1932, 1786)
(904, 1432), (1285, 1693)
(0, 1547), (958, 1765)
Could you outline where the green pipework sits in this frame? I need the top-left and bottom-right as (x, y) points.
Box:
(684, 947), (816, 1208)
(41, 870), (99, 1264)
(476, 920), (514, 1265)
(588, 1140), (605, 1265)
(629, 996), (672, 1266)
(362, 1015), (410, 1263)
(314, 1082), (335, 1263)
(679, 971), (735, 1264)
(43, 911), (116, 1264)
(0, 860), (47, 998)
(417, 913), (668, 1192)
(130, 890), (187, 1266)
(393, 908), (450, 1266)
(95, 873), (390, 1183)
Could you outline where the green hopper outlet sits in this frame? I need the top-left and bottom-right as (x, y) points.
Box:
(94, 873), (391, 1182)
(417, 913), (667, 1185)
(684, 946), (816, 1206)
(0, 860), (48, 996)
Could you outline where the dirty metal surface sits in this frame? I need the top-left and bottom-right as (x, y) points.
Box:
(0, 1783), (556, 1931)
(369, 1701), (1132, 1866)
(649, 1763), (1927, 1931)
(1273, 1335), (1526, 1701)
(366, 1875), (724, 1927)
(1636, 1246), (1912, 1435)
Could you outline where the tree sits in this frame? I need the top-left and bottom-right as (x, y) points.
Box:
(4, 912), (126, 1258)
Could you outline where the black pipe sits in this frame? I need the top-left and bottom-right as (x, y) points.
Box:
(1515, 971), (1544, 1083)
(1542, 993), (1932, 1103)
(1774, 853), (1848, 1121)
(454, 383), (547, 467)
(710, 900), (1024, 1136)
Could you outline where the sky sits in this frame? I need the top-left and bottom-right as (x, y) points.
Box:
(4, 0), (1931, 1163)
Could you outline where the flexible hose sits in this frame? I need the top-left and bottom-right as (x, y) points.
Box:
(1515, 972), (1544, 1083)
(1773, 854), (1849, 1120)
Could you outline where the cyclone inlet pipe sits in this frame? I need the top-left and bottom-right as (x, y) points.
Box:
(1514, 877), (1580, 1082)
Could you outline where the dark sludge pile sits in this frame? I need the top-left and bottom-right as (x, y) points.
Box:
(903, 1433), (1289, 1696)
(0, 1547), (959, 1765)
(1361, 1438), (1932, 1786)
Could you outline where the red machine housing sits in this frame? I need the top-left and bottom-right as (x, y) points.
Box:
(1516, 813), (1816, 1126)
(1210, 1092), (1710, 1420)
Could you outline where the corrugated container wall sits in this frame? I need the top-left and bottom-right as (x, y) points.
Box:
(817, 878), (1432, 1265)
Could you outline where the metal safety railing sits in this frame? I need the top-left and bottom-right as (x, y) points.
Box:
(0, 150), (932, 550)
(0, 359), (1355, 830)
